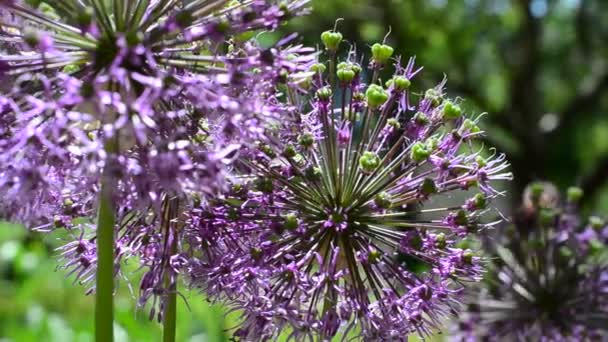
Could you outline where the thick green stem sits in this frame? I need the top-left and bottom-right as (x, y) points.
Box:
(162, 197), (179, 342)
(162, 281), (177, 342)
(95, 175), (115, 342)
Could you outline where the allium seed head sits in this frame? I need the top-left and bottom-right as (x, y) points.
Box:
(456, 183), (608, 341)
(186, 30), (512, 340)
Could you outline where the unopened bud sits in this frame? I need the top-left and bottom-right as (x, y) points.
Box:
(371, 43), (394, 64)
(321, 30), (343, 51)
(359, 151), (381, 172)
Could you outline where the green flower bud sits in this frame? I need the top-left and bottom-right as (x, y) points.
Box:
(410, 142), (431, 163)
(304, 166), (322, 181)
(300, 76), (313, 90)
(258, 143), (275, 158)
(409, 233), (423, 250)
(413, 112), (429, 126)
(559, 246), (573, 258)
(278, 2), (291, 20)
(530, 182), (545, 204)
(461, 118), (480, 134)
(330, 212), (345, 224)
(62, 64), (81, 74)
(174, 9), (194, 27)
(63, 198), (74, 208)
(567, 186), (583, 204)
(227, 207), (240, 220)
(125, 30), (144, 47)
(283, 143), (297, 158)
(435, 233), (447, 249)
(316, 86), (333, 101)
(442, 101), (462, 120)
(255, 177), (274, 194)
(470, 193), (487, 210)
(215, 19), (231, 34)
(191, 192), (202, 207)
(321, 30), (343, 51)
(365, 84), (389, 108)
(392, 76), (411, 91)
(77, 7), (95, 27)
(590, 239), (605, 253)
(53, 215), (63, 228)
(424, 88), (442, 106)
(374, 192), (392, 209)
(310, 63), (326, 73)
(386, 118), (400, 129)
(23, 28), (41, 48)
(589, 216), (605, 230)
(539, 208), (557, 226)
(465, 180), (479, 189)
(371, 43), (394, 64)
(298, 133), (314, 148)
(359, 151), (381, 172)
(194, 133), (209, 145)
(250, 247), (263, 260)
(231, 183), (243, 193)
(455, 210), (469, 226)
(277, 69), (289, 84)
(462, 249), (474, 264)
(283, 213), (299, 230)
(420, 178), (437, 195)
(293, 153), (305, 166)
(337, 68), (355, 83)
(367, 249), (382, 264)
(426, 137), (439, 151)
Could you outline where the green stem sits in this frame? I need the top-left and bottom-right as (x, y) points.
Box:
(162, 280), (177, 342)
(162, 197), (179, 342)
(95, 172), (115, 342)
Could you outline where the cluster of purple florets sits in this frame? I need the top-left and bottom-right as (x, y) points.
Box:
(0, 0), (310, 321)
(0, 1), (517, 340)
(183, 32), (512, 339)
(457, 183), (608, 341)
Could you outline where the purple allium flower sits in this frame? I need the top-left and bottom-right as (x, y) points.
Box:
(0, 0), (311, 319)
(186, 31), (512, 340)
(456, 183), (608, 341)
(0, 0), (310, 223)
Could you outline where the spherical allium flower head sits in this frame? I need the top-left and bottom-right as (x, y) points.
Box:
(0, 0), (310, 225)
(186, 30), (512, 340)
(0, 0), (312, 320)
(456, 183), (608, 341)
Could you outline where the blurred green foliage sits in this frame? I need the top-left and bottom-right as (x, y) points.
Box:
(0, 223), (235, 342)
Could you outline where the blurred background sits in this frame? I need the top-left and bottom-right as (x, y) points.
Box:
(2, 0), (608, 340)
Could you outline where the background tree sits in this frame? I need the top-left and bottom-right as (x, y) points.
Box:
(284, 0), (608, 209)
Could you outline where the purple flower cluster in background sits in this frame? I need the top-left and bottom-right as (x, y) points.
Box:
(457, 183), (608, 341)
